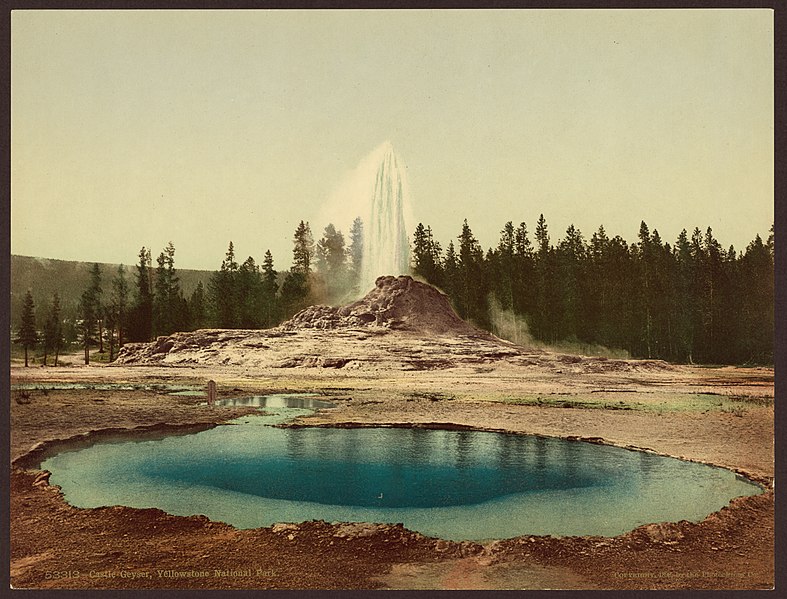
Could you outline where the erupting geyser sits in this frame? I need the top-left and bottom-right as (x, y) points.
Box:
(322, 141), (413, 296)
(359, 142), (411, 293)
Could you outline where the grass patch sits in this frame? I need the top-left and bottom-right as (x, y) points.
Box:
(486, 392), (770, 413)
(407, 391), (457, 402)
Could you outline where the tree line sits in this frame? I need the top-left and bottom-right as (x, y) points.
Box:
(13, 219), (366, 364)
(14, 215), (773, 366)
(412, 217), (774, 364)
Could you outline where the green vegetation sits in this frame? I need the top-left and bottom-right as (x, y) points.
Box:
(486, 392), (772, 413)
(42, 292), (64, 366)
(412, 218), (774, 365)
(14, 290), (38, 367)
(11, 216), (774, 367)
(76, 263), (103, 364)
(10, 254), (213, 340)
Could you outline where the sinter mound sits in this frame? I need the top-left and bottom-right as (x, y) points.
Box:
(114, 275), (670, 372)
(283, 275), (488, 337)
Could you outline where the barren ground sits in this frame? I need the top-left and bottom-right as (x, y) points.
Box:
(9, 355), (774, 591)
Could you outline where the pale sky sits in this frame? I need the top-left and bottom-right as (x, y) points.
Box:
(12, 9), (773, 270)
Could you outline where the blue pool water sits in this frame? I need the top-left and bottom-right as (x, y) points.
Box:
(41, 396), (761, 541)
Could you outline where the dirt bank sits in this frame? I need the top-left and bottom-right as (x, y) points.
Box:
(10, 363), (774, 590)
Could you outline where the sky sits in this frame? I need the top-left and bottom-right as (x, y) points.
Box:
(11, 9), (774, 271)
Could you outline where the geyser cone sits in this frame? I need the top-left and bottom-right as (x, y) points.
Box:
(359, 143), (411, 293)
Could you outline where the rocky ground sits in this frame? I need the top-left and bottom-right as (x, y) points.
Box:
(10, 362), (774, 591)
(9, 277), (775, 590)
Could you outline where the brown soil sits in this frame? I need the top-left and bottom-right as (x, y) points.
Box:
(9, 357), (774, 591)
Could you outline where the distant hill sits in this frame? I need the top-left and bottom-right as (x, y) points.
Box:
(10, 255), (214, 328)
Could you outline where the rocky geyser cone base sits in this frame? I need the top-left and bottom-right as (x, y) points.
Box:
(114, 275), (670, 373)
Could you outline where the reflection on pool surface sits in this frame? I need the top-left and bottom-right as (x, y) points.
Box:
(42, 415), (760, 541)
(211, 394), (335, 409)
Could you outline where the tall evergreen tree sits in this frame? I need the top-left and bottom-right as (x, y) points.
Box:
(406, 217), (772, 365)
(292, 221), (315, 275)
(511, 221), (535, 320)
(585, 225), (610, 345)
(316, 224), (348, 302)
(42, 292), (64, 366)
(442, 240), (459, 300)
(428, 228), (445, 289)
(412, 223), (442, 286)
(129, 247), (153, 342)
(633, 221), (655, 357)
(281, 222), (315, 316)
(87, 263), (105, 353)
(153, 242), (184, 336)
(492, 221), (516, 311)
(412, 223), (430, 276)
(15, 290), (38, 367)
(671, 229), (694, 362)
(188, 281), (209, 330)
(110, 265), (129, 349)
(532, 214), (559, 342)
(210, 241), (240, 328)
(456, 220), (490, 328)
(555, 224), (586, 341)
(739, 234), (773, 363)
(78, 266), (102, 365)
(237, 256), (263, 328)
(649, 229), (674, 359)
(260, 250), (279, 327)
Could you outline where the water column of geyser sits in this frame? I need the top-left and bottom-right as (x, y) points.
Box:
(358, 142), (411, 293)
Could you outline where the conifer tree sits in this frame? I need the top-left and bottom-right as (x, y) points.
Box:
(405, 216), (772, 365)
(129, 247), (153, 342)
(556, 224), (586, 341)
(739, 234), (773, 363)
(671, 229), (694, 362)
(260, 250), (279, 327)
(442, 240), (459, 300)
(585, 225), (609, 344)
(532, 214), (557, 342)
(316, 224), (348, 302)
(237, 256), (263, 328)
(153, 242), (184, 336)
(210, 241), (240, 328)
(188, 281), (208, 330)
(634, 221), (654, 357)
(412, 223), (442, 286)
(87, 263), (105, 353)
(428, 228), (444, 289)
(281, 222), (315, 316)
(456, 220), (490, 328)
(111, 265), (129, 349)
(42, 292), (64, 366)
(292, 221), (314, 275)
(15, 290), (38, 367)
(511, 221), (535, 319)
(492, 221), (515, 311)
(78, 269), (101, 365)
